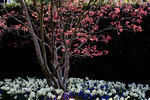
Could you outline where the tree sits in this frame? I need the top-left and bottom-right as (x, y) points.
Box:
(0, 0), (149, 90)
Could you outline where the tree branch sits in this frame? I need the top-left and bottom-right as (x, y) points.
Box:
(50, 0), (97, 78)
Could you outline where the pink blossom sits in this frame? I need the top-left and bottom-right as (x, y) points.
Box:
(119, 28), (123, 32)
(125, 21), (130, 25)
(106, 35), (112, 40)
(44, 17), (49, 21)
(0, 30), (1, 36)
(137, 19), (142, 24)
(62, 49), (65, 52)
(11, 11), (15, 14)
(144, 11), (147, 16)
(104, 50), (109, 54)
(6, 13), (11, 16)
(132, 12), (136, 16)
(148, 7), (150, 11)
(115, 8), (120, 14)
(137, 26), (142, 32)
(89, 11), (95, 16)
(118, 32), (120, 35)
(66, 39), (70, 44)
(100, 13), (103, 17)
(73, 44), (79, 46)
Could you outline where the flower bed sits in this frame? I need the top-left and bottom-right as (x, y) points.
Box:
(0, 77), (150, 100)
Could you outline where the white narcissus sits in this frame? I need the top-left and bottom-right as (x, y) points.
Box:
(57, 94), (62, 99)
(84, 89), (90, 94)
(109, 98), (113, 100)
(0, 77), (150, 99)
(29, 92), (35, 99)
(47, 92), (55, 98)
(55, 89), (64, 94)
(37, 88), (46, 96)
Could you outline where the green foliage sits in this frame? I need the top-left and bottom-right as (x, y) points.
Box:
(5, 3), (20, 9)
(4, 2), (34, 11)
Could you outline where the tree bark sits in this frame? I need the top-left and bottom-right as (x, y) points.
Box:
(63, 51), (70, 89)
(20, 0), (59, 88)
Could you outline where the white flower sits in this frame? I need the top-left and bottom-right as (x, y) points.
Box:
(47, 92), (55, 98)
(22, 87), (28, 92)
(7, 91), (11, 94)
(4, 79), (12, 82)
(141, 93), (145, 98)
(123, 91), (129, 97)
(114, 95), (120, 100)
(0, 81), (4, 86)
(15, 90), (22, 94)
(120, 97), (125, 100)
(144, 84), (149, 91)
(26, 88), (32, 92)
(24, 94), (28, 98)
(1, 86), (10, 91)
(70, 87), (76, 92)
(89, 83), (94, 88)
(84, 89), (90, 94)
(111, 89), (116, 94)
(108, 92), (113, 96)
(85, 77), (89, 80)
(37, 88), (46, 96)
(57, 94), (62, 100)
(13, 95), (18, 99)
(55, 89), (64, 94)
(75, 89), (81, 93)
(130, 92), (138, 97)
(96, 98), (100, 100)
(125, 96), (130, 100)
(0, 77), (149, 100)
(29, 92), (35, 99)
(48, 86), (54, 91)
(91, 89), (97, 96)
(97, 89), (102, 95)
(109, 98), (113, 100)
(76, 84), (82, 89)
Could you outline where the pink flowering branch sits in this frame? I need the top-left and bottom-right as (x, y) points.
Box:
(0, 1), (150, 89)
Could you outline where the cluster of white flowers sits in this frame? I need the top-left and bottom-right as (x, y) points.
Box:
(0, 77), (150, 100)
(0, 77), (63, 100)
(66, 77), (150, 100)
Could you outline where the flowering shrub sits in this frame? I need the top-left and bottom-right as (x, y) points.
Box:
(1, 2), (149, 55)
(0, 0), (150, 90)
(0, 77), (150, 100)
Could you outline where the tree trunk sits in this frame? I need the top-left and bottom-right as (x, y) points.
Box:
(20, 0), (71, 90)
(51, 50), (70, 90)
(20, 0), (60, 89)
(63, 51), (70, 89)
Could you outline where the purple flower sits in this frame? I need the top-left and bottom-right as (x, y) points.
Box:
(94, 83), (97, 86)
(84, 94), (88, 100)
(89, 94), (92, 100)
(100, 85), (104, 89)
